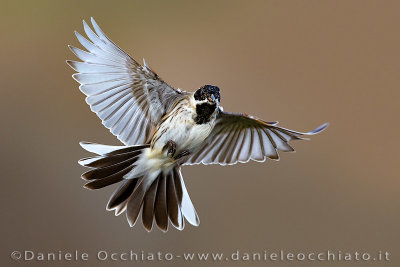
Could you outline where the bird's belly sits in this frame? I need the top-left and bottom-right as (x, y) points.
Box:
(154, 120), (212, 154)
(151, 107), (214, 156)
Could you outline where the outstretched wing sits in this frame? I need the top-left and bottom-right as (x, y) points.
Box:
(184, 110), (328, 165)
(67, 17), (187, 145)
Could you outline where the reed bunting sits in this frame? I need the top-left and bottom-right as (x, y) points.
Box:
(67, 18), (328, 231)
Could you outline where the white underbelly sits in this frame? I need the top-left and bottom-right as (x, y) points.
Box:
(154, 118), (213, 154)
(128, 120), (213, 179)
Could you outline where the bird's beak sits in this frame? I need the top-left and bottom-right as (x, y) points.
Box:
(209, 94), (216, 102)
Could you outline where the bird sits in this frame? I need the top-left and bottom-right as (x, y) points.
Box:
(67, 18), (328, 232)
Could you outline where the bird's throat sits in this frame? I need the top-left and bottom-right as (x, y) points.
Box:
(194, 103), (216, 124)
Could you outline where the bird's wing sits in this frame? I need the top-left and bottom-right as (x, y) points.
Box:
(184, 109), (328, 165)
(67, 18), (187, 146)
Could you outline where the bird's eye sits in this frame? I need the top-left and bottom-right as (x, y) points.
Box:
(194, 89), (206, 101)
(194, 89), (202, 100)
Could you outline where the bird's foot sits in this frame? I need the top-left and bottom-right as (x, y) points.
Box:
(174, 150), (190, 160)
(163, 140), (177, 158)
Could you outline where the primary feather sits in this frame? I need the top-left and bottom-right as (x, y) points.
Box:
(67, 17), (187, 146)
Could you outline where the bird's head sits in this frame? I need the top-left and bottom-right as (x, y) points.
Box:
(194, 85), (221, 105)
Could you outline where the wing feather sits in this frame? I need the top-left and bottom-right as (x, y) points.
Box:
(251, 128), (264, 161)
(69, 46), (120, 66)
(221, 124), (242, 163)
(214, 123), (237, 163)
(68, 61), (129, 73)
(184, 110), (328, 165)
(67, 18), (187, 145)
(257, 128), (274, 159)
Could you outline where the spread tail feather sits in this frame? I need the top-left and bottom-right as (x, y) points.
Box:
(79, 142), (200, 231)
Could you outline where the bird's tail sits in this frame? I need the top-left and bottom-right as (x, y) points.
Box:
(78, 142), (200, 231)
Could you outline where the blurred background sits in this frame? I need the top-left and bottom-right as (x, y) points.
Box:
(1, 0), (399, 266)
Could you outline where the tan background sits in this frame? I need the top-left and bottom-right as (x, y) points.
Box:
(1, 0), (399, 266)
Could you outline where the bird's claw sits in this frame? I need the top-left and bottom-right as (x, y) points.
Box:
(163, 140), (177, 158)
(174, 150), (190, 160)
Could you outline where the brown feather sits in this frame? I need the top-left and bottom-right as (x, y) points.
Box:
(142, 179), (159, 231)
(167, 172), (180, 228)
(81, 156), (138, 180)
(173, 168), (183, 204)
(107, 179), (138, 211)
(154, 174), (168, 231)
(84, 165), (134, 189)
(105, 145), (149, 155)
(80, 150), (142, 168)
(126, 178), (146, 227)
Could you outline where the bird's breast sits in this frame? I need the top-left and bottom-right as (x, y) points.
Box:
(151, 100), (216, 156)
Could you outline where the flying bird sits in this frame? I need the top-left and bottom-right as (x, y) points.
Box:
(67, 18), (328, 232)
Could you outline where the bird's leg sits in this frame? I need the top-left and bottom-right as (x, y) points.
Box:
(163, 140), (177, 158)
(174, 150), (191, 160)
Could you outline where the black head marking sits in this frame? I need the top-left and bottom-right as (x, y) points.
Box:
(194, 85), (221, 103)
(194, 85), (221, 124)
